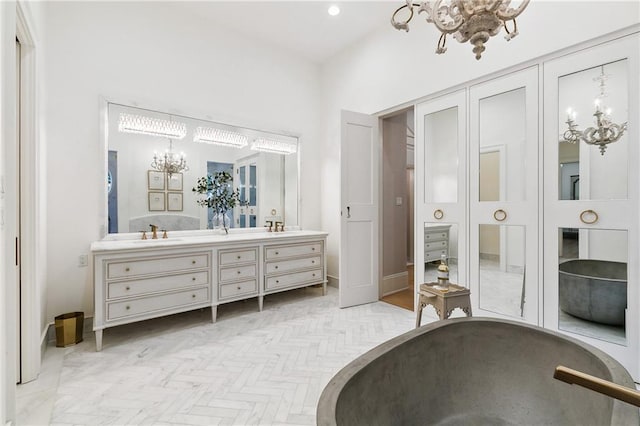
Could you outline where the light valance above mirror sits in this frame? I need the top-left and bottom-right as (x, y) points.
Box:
(104, 102), (299, 234)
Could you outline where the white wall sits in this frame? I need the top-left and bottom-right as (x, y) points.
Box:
(43, 1), (321, 323)
(320, 1), (640, 281)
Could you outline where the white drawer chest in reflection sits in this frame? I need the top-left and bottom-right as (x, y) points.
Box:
(92, 230), (327, 351)
(424, 224), (451, 263)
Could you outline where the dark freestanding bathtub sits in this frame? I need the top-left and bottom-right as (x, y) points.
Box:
(317, 318), (638, 426)
(559, 259), (627, 326)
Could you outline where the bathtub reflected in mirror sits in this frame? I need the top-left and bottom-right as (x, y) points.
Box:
(558, 227), (627, 345)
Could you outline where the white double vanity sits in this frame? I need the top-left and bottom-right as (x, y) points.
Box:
(96, 100), (317, 351)
(91, 230), (327, 351)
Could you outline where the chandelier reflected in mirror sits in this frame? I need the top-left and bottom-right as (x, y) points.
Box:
(391, 0), (530, 60)
(117, 112), (190, 175)
(151, 140), (189, 176)
(563, 65), (628, 156)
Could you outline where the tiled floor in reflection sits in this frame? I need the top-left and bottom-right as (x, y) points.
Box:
(17, 286), (419, 426)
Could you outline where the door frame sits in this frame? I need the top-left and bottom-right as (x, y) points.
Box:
(16, 2), (42, 384)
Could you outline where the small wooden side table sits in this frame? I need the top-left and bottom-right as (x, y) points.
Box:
(416, 282), (472, 328)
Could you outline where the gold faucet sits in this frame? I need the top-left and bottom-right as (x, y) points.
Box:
(149, 224), (158, 239)
(265, 221), (274, 232)
(275, 221), (284, 232)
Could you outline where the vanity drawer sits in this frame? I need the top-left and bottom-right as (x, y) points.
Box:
(265, 242), (322, 260)
(107, 271), (209, 300)
(424, 240), (447, 251)
(425, 248), (448, 263)
(424, 230), (449, 243)
(107, 253), (209, 279)
(265, 255), (321, 274)
(219, 248), (257, 266)
(219, 279), (258, 301)
(219, 264), (257, 283)
(265, 269), (323, 291)
(106, 287), (209, 321)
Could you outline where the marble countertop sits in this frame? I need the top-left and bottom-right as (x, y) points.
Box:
(91, 229), (329, 252)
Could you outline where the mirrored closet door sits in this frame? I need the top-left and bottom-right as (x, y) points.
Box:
(469, 67), (539, 324)
(543, 35), (639, 378)
(415, 90), (467, 290)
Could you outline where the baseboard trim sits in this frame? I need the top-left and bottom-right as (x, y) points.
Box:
(327, 275), (339, 288)
(382, 272), (409, 297)
(40, 325), (49, 360)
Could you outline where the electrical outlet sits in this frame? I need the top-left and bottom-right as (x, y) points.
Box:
(78, 254), (88, 267)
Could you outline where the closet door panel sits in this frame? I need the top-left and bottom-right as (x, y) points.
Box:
(415, 90), (467, 291)
(469, 66), (539, 324)
(543, 35), (639, 379)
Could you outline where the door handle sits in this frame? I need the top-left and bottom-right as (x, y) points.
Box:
(347, 206), (351, 218)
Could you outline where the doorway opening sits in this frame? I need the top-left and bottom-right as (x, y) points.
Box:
(380, 107), (415, 311)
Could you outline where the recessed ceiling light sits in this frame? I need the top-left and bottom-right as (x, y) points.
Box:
(328, 5), (340, 16)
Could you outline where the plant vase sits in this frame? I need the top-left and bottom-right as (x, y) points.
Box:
(211, 211), (231, 234)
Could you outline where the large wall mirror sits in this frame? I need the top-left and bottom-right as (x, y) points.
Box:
(104, 102), (299, 234)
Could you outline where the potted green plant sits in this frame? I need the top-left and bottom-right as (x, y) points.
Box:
(192, 171), (246, 234)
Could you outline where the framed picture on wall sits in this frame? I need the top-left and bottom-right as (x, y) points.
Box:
(148, 192), (165, 211)
(148, 170), (165, 190)
(167, 172), (183, 191)
(167, 192), (183, 211)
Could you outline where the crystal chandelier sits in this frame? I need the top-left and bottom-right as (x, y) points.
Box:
(391, 0), (530, 60)
(563, 66), (628, 156)
(251, 138), (297, 155)
(118, 113), (187, 139)
(151, 140), (189, 176)
(193, 126), (248, 148)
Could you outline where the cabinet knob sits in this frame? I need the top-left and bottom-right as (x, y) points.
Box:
(275, 252), (279, 255)
(276, 280), (279, 284)
(237, 270), (241, 274)
(275, 266), (278, 269)
(237, 255), (241, 259)
(312, 247), (315, 251)
(192, 294), (196, 298)
(312, 260), (315, 264)
(192, 277), (196, 281)
(192, 260), (196, 264)
(126, 286), (130, 291)
(125, 267), (130, 272)
(312, 273), (316, 277)
(126, 305), (130, 310)
(237, 286), (241, 290)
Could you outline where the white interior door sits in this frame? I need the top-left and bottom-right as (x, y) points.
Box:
(415, 90), (467, 294)
(469, 66), (539, 324)
(543, 36), (639, 379)
(339, 110), (379, 308)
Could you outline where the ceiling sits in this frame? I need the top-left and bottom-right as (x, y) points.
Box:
(177, 1), (398, 64)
